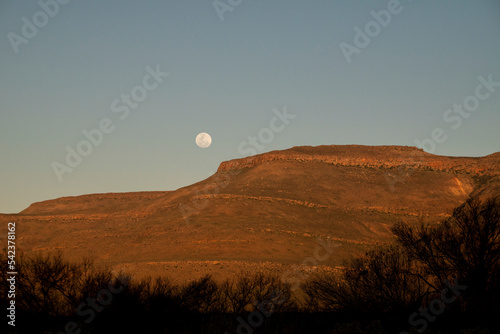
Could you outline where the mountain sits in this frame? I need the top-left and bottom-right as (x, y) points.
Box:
(2, 145), (499, 282)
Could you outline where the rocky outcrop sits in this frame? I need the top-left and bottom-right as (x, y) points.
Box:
(190, 194), (328, 209)
(217, 145), (500, 176)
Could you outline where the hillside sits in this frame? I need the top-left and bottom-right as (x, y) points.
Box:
(2, 145), (499, 282)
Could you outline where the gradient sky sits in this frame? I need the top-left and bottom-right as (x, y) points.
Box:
(1, 0), (499, 213)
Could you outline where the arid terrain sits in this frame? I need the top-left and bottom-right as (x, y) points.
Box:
(2, 145), (499, 283)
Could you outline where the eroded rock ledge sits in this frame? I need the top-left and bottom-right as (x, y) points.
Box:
(217, 145), (500, 175)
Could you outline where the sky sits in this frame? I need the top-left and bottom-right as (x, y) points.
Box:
(1, 0), (499, 213)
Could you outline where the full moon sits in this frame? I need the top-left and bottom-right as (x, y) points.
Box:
(195, 132), (212, 148)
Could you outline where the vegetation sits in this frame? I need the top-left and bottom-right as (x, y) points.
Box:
(303, 196), (500, 333)
(2, 196), (499, 333)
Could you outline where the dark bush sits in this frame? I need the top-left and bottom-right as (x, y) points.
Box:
(302, 245), (428, 313)
(392, 196), (500, 313)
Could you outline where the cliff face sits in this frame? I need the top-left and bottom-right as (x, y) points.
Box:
(218, 145), (499, 175)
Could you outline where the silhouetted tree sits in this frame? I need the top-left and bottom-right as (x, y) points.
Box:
(302, 245), (427, 313)
(180, 274), (222, 312)
(392, 196), (500, 313)
(11, 252), (108, 316)
(220, 271), (295, 313)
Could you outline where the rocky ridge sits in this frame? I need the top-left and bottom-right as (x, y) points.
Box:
(218, 145), (500, 175)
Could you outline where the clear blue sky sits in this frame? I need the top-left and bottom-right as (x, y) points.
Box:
(1, 0), (499, 213)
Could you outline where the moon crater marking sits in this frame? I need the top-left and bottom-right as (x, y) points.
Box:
(196, 132), (212, 148)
